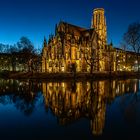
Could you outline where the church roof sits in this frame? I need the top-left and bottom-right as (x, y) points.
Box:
(58, 21), (95, 37)
(60, 21), (87, 31)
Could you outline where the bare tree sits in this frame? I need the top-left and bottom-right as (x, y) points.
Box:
(80, 32), (106, 74)
(124, 22), (140, 72)
(81, 47), (99, 74)
(17, 37), (36, 72)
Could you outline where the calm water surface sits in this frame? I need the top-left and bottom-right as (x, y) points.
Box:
(0, 79), (140, 140)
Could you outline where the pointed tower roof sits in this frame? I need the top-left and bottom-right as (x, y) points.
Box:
(43, 36), (47, 48)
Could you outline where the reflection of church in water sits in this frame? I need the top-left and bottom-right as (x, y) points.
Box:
(42, 79), (139, 135)
(0, 79), (139, 135)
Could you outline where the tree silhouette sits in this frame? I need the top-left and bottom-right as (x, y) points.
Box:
(17, 36), (37, 72)
(124, 22), (140, 72)
(80, 31), (106, 74)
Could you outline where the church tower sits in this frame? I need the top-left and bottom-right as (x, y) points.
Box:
(91, 8), (107, 47)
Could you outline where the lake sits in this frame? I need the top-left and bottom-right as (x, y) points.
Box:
(0, 79), (140, 139)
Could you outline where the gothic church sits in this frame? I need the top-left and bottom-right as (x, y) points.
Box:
(42, 8), (111, 73)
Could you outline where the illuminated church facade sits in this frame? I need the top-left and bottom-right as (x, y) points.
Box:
(42, 8), (115, 73)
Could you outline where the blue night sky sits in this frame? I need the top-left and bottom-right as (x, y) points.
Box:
(0, 0), (140, 49)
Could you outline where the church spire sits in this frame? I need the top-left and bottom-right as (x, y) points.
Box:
(43, 36), (47, 48)
(55, 24), (58, 36)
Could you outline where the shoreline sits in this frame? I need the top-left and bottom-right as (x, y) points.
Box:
(0, 71), (140, 81)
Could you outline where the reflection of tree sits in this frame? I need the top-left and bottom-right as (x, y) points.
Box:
(14, 95), (36, 116)
(0, 79), (42, 116)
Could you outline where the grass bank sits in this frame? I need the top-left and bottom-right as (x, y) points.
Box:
(1, 71), (140, 81)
